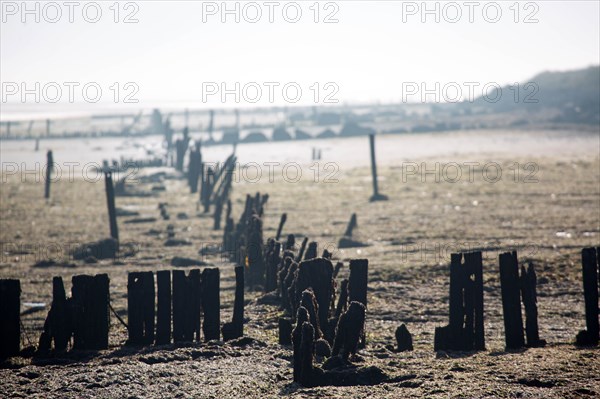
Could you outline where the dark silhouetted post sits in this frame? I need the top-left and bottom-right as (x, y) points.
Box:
(172, 269), (201, 342)
(499, 251), (525, 350)
(349, 259), (368, 308)
(576, 247), (599, 346)
(44, 150), (53, 199)
(295, 237), (308, 263)
(466, 251), (485, 350)
(223, 266), (244, 341)
(276, 213), (287, 241)
(520, 262), (545, 347)
(299, 322), (315, 387)
(332, 301), (366, 360)
(304, 242), (318, 261)
(127, 272), (155, 345)
(368, 134), (387, 202)
(71, 274), (110, 350)
(201, 268), (220, 341)
(104, 171), (119, 243)
(156, 270), (171, 345)
(0, 279), (21, 358)
(295, 258), (334, 331)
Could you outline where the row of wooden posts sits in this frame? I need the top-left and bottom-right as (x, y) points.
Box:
(0, 265), (244, 357)
(0, 246), (599, 381)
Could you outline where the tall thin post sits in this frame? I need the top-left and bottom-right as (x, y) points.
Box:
(499, 251), (525, 350)
(201, 268), (220, 341)
(104, 171), (119, 243)
(577, 248), (599, 346)
(45, 150), (53, 199)
(368, 134), (387, 202)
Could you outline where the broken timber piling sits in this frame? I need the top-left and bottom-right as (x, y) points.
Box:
(434, 251), (485, 351)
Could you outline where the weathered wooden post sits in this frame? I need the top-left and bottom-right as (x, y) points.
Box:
(172, 270), (185, 342)
(292, 307), (310, 382)
(349, 259), (368, 347)
(265, 242), (281, 293)
(39, 276), (70, 352)
(435, 251), (485, 351)
(104, 171), (119, 244)
(0, 279), (21, 358)
(295, 237), (308, 263)
(155, 270), (171, 345)
(499, 251), (525, 350)
(332, 301), (366, 360)
(172, 269), (201, 342)
(448, 253), (464, 349)
(201, 267), (220, 341)
(203, 167), (215, 213)
(71, 274), (110, 350)
(44, 150), (53, 199)
(127, 272), (155, 346)
(304, 242), (318, 261)
(520, 262), (545, 347)
(299, 321), (316, 387)
(368, 134), (387, 202)
(295, 258), (334, 331)
(188, 142), (202, 193)
(576, 247), (599, 346)
(348, 259), (368, 308)
(276, 213), (287, 241)
(223, 266), (244, 341)
(465, 251), (485, 350)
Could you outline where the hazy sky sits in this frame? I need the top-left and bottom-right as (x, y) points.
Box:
(1, 0), (599, 111)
